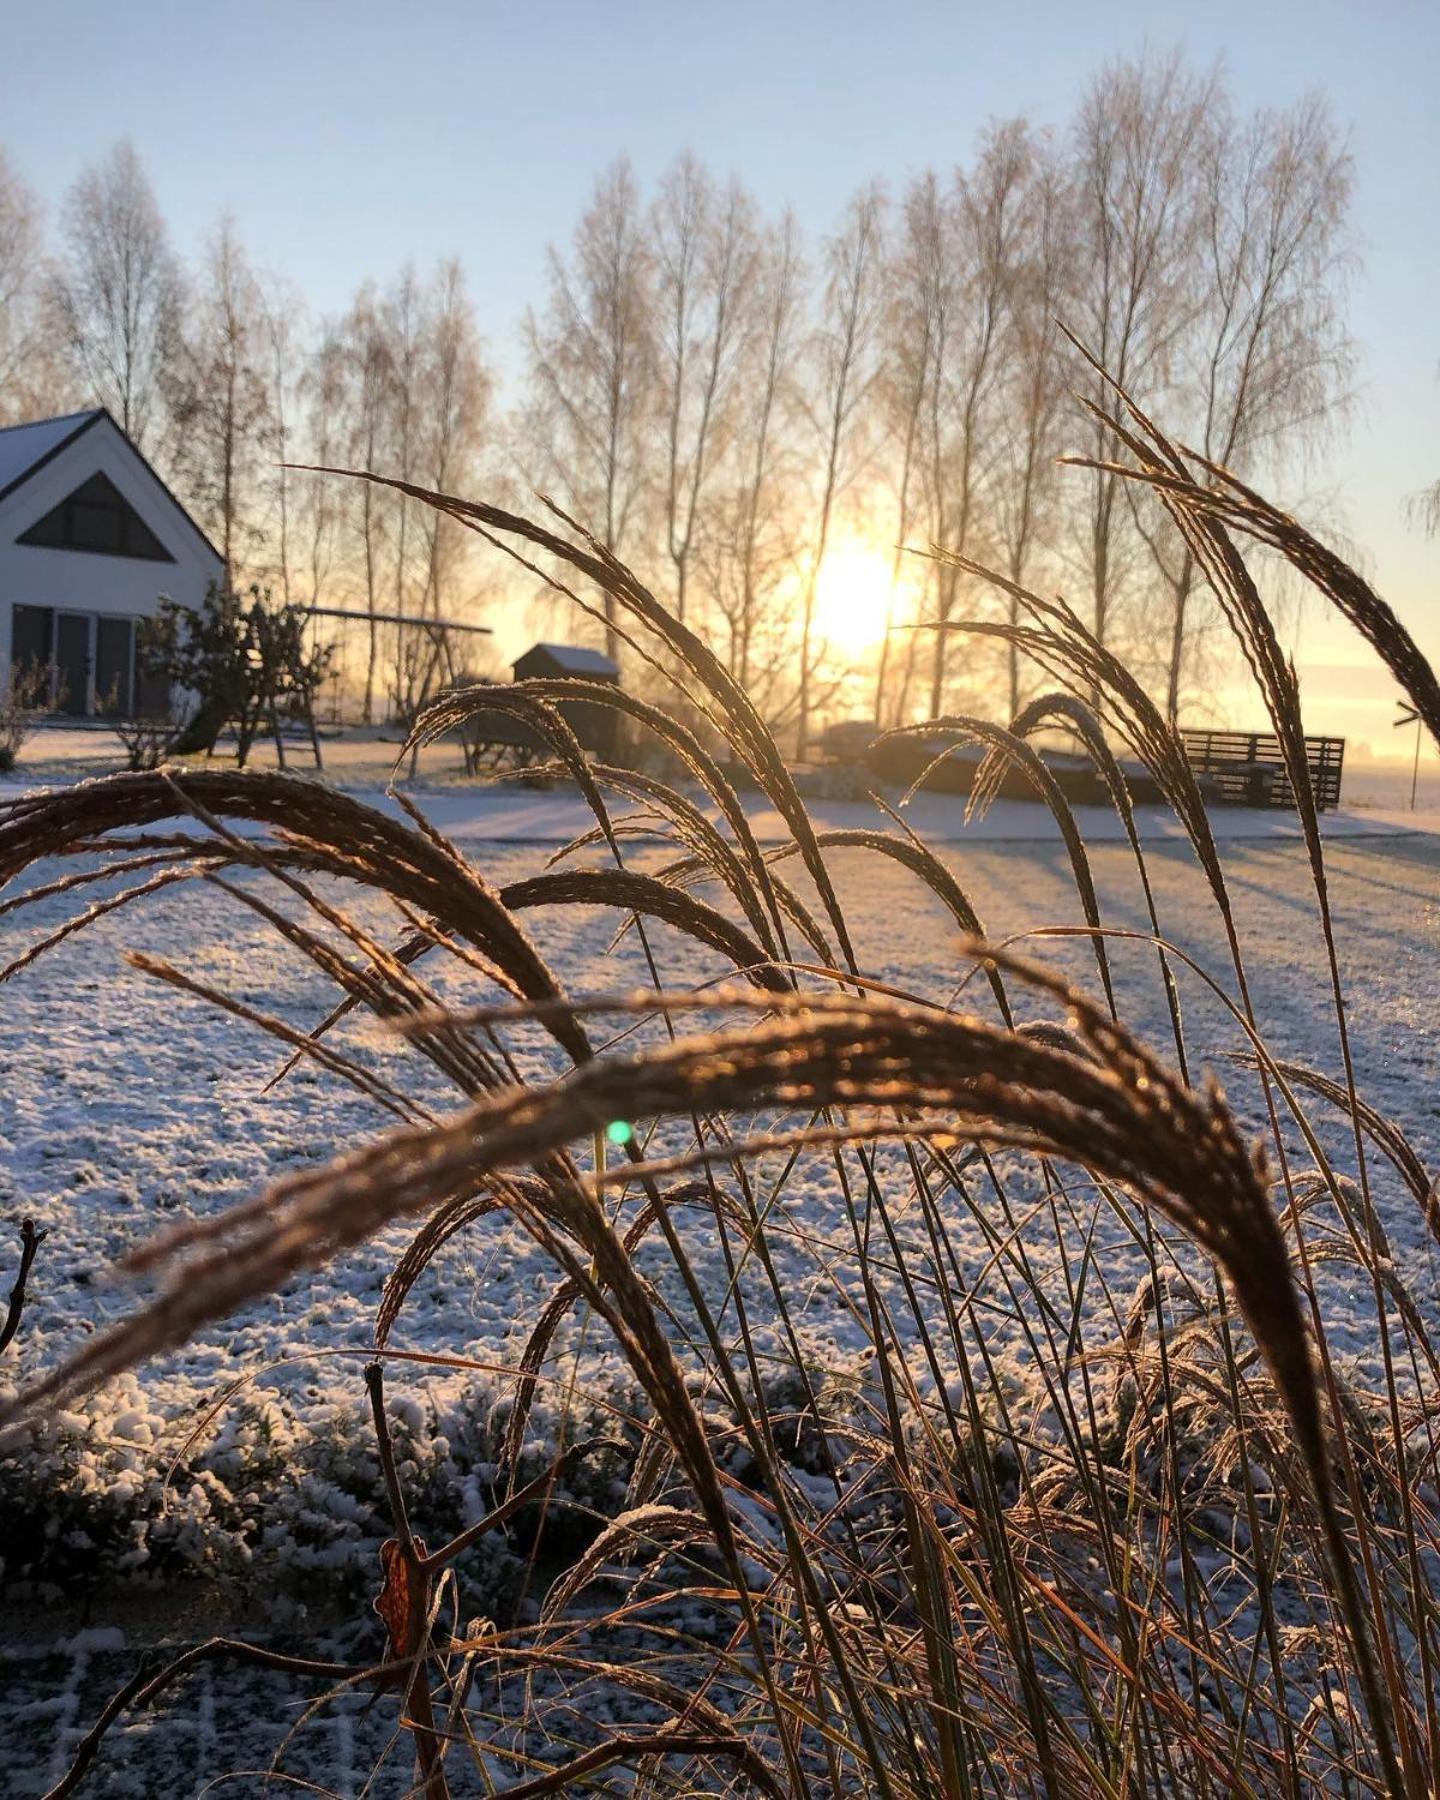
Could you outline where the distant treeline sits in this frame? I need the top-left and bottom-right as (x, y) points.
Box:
(0, 49), (1354, 739)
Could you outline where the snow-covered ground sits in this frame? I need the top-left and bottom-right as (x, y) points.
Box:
(13, 719), (1440, 843)
(4, 786), (1436, 1479)
(3, 741), (1440, 1791)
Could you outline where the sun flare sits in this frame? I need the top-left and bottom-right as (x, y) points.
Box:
(812, 540), (895, 658)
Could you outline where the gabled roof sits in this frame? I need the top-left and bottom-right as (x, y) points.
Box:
(516, 642), (620, 677)
(0, 409), (104, 500)
(0, 406), (223, 564)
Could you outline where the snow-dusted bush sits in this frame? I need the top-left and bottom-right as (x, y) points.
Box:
(0, 660), (52, 774)
(0, 1373), (636, 1606)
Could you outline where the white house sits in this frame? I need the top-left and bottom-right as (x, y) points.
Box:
(0, 408), (223, 717)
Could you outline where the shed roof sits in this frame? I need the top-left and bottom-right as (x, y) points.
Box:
(514, 642), (620, 677)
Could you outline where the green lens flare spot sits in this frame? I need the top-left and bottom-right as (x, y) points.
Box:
(605, 1119), (634, 1147)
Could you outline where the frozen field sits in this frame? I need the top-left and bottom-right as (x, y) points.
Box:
(13, 718), (1440, 835)
(3, 762), (1440, 1792)
(4, 795), (1438, 1465)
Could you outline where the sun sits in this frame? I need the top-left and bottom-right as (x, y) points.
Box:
(812, 540), (895, 658)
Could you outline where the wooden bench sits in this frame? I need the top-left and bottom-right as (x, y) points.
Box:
(1179, 729), (1344, 811)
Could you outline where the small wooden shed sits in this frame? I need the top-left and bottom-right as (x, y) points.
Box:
(511, 642), (620, 756)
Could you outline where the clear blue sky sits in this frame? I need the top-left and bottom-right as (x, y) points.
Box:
(3, 0), (1435, 747)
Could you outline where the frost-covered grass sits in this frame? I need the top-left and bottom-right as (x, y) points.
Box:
(4, 434), (1440, 1797)
(5, 836), (1435, 1595)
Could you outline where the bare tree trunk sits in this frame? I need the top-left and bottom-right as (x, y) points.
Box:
(728, 213), (802, 706)
(1164, 559), (1196, 722)
(1070, 53), (1220, 680)
(522, 159), (654, 669)
(799, 462), (838, 757)
(362, 481), (378, 724)
(655, 160), (757, 635)
(875, 178), (935, 727)
(799, 186), (884, 758)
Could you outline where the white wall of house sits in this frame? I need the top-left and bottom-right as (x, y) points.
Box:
(0, 413), (223, 715)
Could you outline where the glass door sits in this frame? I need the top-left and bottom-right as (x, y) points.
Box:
(95, 616), (135, 716)
(9, 605), (54, 700)
(54, 612), (92, 715)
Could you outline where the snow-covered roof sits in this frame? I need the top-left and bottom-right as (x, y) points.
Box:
(0, 406), (223, 565)
(515, 642), (620, 677)
(0, 410), (104, 500)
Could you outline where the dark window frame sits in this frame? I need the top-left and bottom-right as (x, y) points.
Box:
(16, 472), (176, 564)
(94, 614), (136, 716)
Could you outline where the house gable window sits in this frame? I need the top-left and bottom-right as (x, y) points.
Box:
(16, 472), (176, 563)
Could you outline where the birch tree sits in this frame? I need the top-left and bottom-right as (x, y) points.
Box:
(1069, 53), (1217, 655)
(383, 266), (425, 630)
(52, 141), (182, 455)
(798, 183), (886, 753)
(406, 259), (492, 708)
(993, 134), (1072, 718)
(417, 259), (491, 623)
(1149, 93), (1354, 716)
(335, 283), (393, 720)
(523, 158), (656, 661)
(0, 149), (61, 423)
(259, 273), (307, 606)
(875, 173), (943, 726)
(706, 211), (807, 704)
(167, 215), (274, 576)
(299, 327), (347, 611)
(652, 155), (759, 628)
(923, 122), (1029, 719)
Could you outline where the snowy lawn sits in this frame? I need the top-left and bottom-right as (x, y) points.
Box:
(3, 766), (1440, 1792)
(2, 792), (1437, 1548)
(10, 721), (1440, 840)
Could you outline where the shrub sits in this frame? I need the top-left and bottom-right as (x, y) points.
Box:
(98, 690), (193, 771)
(0, 660), (52, 774)
(142, 584), (332, 766)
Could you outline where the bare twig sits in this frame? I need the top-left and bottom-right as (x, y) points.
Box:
(0, 1217), (47, 1355)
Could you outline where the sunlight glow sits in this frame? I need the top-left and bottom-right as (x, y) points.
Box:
(812, 540), (895, 658)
